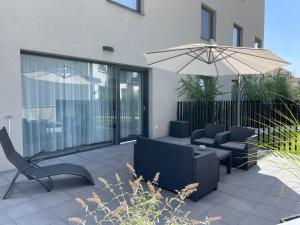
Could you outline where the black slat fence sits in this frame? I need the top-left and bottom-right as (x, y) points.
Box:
(177, 100), (300, 145)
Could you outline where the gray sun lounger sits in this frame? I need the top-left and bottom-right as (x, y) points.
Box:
(0, 127), (95, 199)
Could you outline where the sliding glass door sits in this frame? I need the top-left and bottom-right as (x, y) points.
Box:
(119, 69), (143, 141)
(21, 54), (114, 156)
(21, 53), (148, 156)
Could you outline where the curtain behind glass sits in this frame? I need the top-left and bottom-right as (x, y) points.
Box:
(21, 54), (114, 156)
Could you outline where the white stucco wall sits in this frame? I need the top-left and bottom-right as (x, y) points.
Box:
(0, 0), (264, 171)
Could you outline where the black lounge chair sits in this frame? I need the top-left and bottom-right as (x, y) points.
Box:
(0, 127), (94, 199)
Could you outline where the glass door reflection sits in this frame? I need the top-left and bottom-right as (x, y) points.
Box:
(119, 70), (142, 141)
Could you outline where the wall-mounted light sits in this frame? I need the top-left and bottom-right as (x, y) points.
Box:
(102, 46), (114, 52)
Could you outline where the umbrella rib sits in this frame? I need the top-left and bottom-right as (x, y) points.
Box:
(207, 48), (211, 63)
(227, 54), (264, 74)
(214, 52), (237, 63)
(189, 48), (210, 63)
(186, 53), (208, 63)
(29, 72), (52, 79)
(190, 48), (208, 60)
(214, 48), (242, 75)
(146, 46), (204, 54)
(30, 71), (64, 79)
(186, 48), (209, 63)
(223, 48), (289, 64)
(211, 50), (220, 76)
(148, 48), (204, 66)
(189, 49), (199, 57)
(146, 45), (288, 64)
(213, 48), (227, 61)
(177, 49), (208, 73)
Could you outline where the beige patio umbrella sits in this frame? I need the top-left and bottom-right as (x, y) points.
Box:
(144, 42), (290, 125)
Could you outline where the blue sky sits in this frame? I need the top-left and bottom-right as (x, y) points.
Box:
(265, 0), (300, 76)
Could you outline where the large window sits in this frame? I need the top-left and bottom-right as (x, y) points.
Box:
(233, 24), (243, 47)
(109, 0), (140, 12)
(21, 53), (148, 156)
(201, 6), (215, 41)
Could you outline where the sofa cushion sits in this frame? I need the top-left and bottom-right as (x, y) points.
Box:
(193, 137), (215, 146)
(229, 127), (255, 142)
(220, 142), (246, 151)
(205, 123), (226, 139)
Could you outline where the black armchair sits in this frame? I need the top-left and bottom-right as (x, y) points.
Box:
(215, 127), (258, 170)
(191, 123), (226, 147)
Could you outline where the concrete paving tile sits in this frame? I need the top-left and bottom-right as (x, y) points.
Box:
(0, 192), (32, 210)
(0, 176), (9, 188)
(237, 179), (273, 193)
(239, 214), (274, 225)
(189, 199), (215, 216)
(14, 211), (59, 225)
(289, 201), (300, 214)
(260, 193), (296, 212)
(24, 185), (55, 199)
(50, 220), (68, 225)
(230, 186), (265, 202)
(0, 171), (27, 183)
(205, 205), (246, 225)
(0, 221), (17, 225)
(217, 181), (239, 194)
(34, 191), (72, 208)
(0, 211), (11, 224)
(219, 194), (257, 213)
(219, 174), (247, 186)
(4, 200), (41, 220)
(51, 200), (82, 219)
(269, 185), (300, 200)
(250, 204), (290, 223)
(246, 173), (279, 185)
(201, 190), (228, 204)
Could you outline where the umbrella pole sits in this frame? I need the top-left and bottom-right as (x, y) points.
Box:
(237, 74), (241, 126)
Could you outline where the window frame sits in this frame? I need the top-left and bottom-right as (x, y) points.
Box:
(107, 0), (142, 13)
(201, 5), (216, 42)
(254, 37), (263, 48)
(233, 24), (243, 47)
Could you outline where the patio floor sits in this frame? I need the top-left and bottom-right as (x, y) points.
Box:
(0, 136), (299, 225)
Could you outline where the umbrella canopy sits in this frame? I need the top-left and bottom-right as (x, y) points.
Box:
(144, 43), (289, 76)
(144, 42), (290, 126)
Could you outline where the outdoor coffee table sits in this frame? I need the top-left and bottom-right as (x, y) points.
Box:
(187, 144), (232, 180)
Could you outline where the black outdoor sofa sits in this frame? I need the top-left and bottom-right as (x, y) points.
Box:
(134, 137), (218, 202)
(0, 127), (94, 199)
